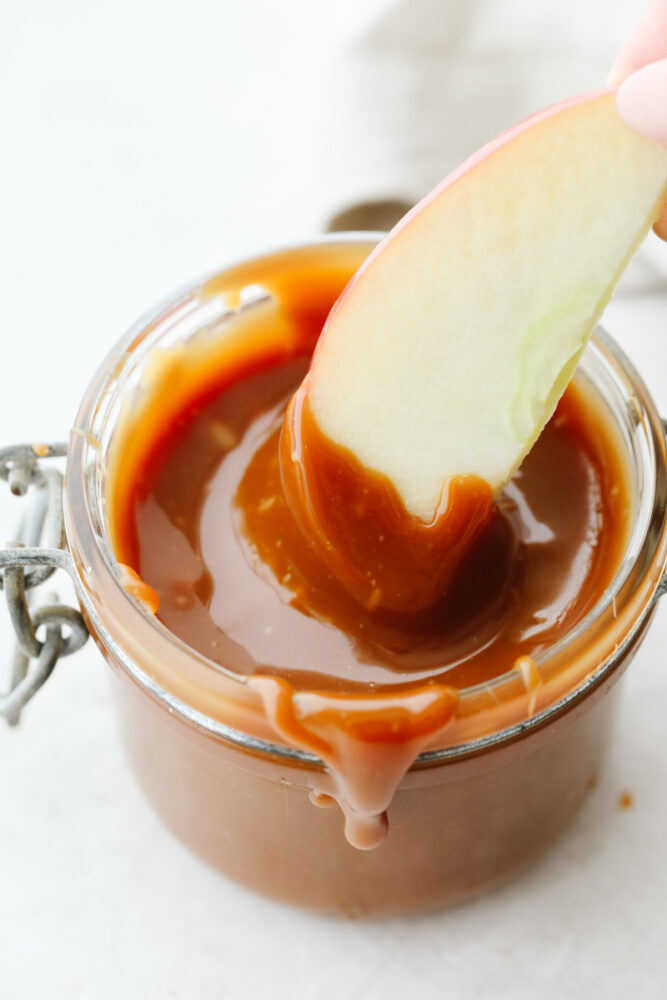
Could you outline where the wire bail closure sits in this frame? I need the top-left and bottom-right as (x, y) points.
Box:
(0, 443), (88, 725)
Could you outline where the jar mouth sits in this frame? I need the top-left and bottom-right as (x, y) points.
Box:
(64, 234), (667, 763)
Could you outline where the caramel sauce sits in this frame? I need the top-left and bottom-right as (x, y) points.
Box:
(248, 676), (458, 849)
(279, 386), (494, 612)
(108, 246), (631, 849)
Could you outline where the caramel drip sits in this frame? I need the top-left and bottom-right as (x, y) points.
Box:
(279, 384), (495, 613)
(515, 655), (542, 716)
(249, 675), (458, 849)
(107, 243), (633, 854)
(118, 563), (160, 615)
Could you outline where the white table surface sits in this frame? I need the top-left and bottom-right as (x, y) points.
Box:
(2, 2), (667, 997)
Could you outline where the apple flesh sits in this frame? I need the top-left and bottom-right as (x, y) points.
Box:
(302, 92), (667, 523)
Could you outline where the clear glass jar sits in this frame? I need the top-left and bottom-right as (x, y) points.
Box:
(63, 235), (667, 917)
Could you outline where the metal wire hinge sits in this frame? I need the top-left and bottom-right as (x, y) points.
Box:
(0, 443), (88, 725)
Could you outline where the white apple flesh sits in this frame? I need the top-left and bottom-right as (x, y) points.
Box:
(304, 92), (667, 523)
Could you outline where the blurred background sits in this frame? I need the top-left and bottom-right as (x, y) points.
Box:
(0, 0), (654, 443)
(2, 1), (667, 997)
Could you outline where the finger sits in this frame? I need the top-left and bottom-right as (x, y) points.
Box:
(616, 56), (667, 140)
(607, 0), (667, 86)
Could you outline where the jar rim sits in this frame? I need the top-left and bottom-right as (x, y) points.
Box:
(64, 234), (667, 764)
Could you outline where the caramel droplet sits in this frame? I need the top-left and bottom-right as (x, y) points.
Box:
(118, 563), (160, 614)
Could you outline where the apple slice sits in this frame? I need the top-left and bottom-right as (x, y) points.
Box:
(277, 90), (667, 614)
(303, 91), (667, 523)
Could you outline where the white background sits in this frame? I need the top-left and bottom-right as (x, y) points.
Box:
(2, 2), (667, 997)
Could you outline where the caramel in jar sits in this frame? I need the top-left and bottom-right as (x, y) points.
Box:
(108, 245), (630, 850)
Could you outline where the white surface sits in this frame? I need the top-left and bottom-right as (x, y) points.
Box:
(1, 2), (667, 998)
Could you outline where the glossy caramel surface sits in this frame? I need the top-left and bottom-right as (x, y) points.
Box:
(111, 294), (630, 696)
(108, 246), (632, 848)
(280, 385), (494, 612)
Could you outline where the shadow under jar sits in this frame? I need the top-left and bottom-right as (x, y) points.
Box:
(64, 235), (667, 917)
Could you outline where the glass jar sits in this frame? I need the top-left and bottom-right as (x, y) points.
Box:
(62, 235), (667, 917)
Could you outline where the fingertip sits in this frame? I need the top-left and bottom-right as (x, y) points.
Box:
(616, 57), (667, 141)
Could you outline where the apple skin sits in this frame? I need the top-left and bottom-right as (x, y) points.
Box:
(317, 92), (611, 330)
(313, 90), (614, 367)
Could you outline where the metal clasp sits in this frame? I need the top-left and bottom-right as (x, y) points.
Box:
(0, 443), (88, 725)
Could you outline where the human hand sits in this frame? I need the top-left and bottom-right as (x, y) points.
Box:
(609, 0), (667, 238)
